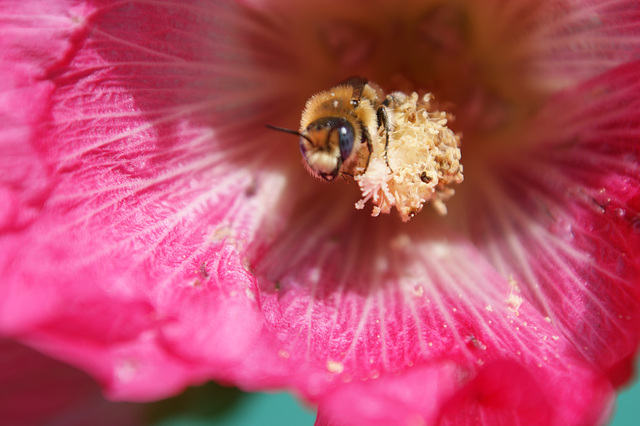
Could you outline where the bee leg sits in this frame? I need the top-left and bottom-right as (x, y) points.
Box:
(377, 102), (393, 173)
(362, 125), (373, 173)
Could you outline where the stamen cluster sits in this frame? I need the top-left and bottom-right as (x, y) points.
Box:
(355, 92), (463, 221)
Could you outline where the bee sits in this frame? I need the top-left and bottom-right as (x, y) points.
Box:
(267, 77), (394, 181)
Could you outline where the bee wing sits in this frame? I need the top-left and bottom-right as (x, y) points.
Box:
(340, 76), (369, 102)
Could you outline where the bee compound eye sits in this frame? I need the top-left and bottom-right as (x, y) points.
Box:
(338, 123), (355, 162)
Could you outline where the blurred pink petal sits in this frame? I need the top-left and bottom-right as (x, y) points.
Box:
(316, 360), (613, 426)
(0, 0), (639, 424)
(435, 360), (613, 426)
(315, 363), (458, 426)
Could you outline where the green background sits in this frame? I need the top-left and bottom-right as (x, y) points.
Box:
(613, 380), (640, 426)
(149, 377), (639, 425)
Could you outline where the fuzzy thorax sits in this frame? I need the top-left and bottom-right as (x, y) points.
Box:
(354, 92), (463, 221)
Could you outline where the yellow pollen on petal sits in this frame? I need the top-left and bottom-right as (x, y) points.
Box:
(506, 275), (523, 314)
(245, 288), (256, 302)
(278, 349), (290, 359)
(506, 292), (523, 314)
(327, 360), (344, 374)
(115, 360), (138, 383)
(413, 285), (424, 297)
(355, 92), (463, 221)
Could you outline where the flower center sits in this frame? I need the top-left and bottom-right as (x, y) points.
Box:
(265, 0), (547, 128)
(251, 0), (551, 223)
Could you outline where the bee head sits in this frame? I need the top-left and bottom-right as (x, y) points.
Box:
(299, 117), (355, 181)
(266, 118), (356, 181)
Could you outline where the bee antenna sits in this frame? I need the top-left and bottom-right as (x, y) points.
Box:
(266, 124), (314, 144)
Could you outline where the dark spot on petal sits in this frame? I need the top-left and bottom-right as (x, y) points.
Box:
(466, 335), (487, 351)
(590, 196), (608, 213)
(245, 179), (258, 197)
(199, 262), (209, 279)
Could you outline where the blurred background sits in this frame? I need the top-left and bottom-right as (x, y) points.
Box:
(614, 380), (640, 426)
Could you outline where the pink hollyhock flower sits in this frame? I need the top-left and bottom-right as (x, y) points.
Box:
(0, 338), (141, 425)
(1, 0), (639, 424)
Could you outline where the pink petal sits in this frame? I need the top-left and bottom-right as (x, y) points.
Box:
(316, 360), (613, 426)
(0, 0), (91, 230)
(0, 0), (297, 399)
(397, 0), (640, 131)
(465, 60), (640, 385)
(435, 360), (613, 426)
(0, 338), (141, 425)
(473, 0), (640, 91)
(251, 205), (615, 423)
(533, 0), (640, 89)
(315, 362), (458, 426)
